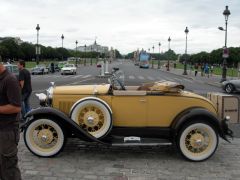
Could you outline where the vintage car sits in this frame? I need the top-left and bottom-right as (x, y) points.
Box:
(61, 64), (77, 75)
(22, 68), (233, 161)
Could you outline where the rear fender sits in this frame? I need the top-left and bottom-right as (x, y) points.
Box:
(171, 107), (226, 139)
(23, 107), (107, 144)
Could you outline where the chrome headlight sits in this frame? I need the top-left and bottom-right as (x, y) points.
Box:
(46, 82), (55, 106)
(35, 93), (47, 106)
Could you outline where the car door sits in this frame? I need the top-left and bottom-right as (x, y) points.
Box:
(111, 92), (147, 127)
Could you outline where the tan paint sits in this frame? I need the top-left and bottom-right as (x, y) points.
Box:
(52, 85), (217, 127)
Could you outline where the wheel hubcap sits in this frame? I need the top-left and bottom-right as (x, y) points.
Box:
(78, 106), (105, 133)
(185, 129), (210, 153)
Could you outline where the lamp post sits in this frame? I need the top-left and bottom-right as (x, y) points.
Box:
(36, 24), (40, 65)
(167, 36), (171, 71)
(152, 45), (155, 68)
(183, 27), (189, 75)
(84, 44), (87, 66)
(158, 42), (161, 69)
(61, 34), (64, 60)
(90, 45), (93, 65)
(75, 40), (78, 66)
(219, 5), (230, 82)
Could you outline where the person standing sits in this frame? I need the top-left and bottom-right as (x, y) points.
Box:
(17, 60), (32, 118)
(0, 58), (22, 180)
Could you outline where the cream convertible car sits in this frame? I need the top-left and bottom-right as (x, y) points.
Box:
(22, 68), (233, 161)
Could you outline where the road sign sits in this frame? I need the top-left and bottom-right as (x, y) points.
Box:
(222, 47), (229, 58)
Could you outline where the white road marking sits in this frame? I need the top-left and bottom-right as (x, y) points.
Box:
(129, 75), (135, 79)
(147, 76), (155, 80)
(82, 75), (92, 78)
(71, 75), (84, 79)
(183, 78), (193, 83)
(138, 76), (144, 80)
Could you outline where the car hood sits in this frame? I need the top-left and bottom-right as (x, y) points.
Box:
(222, 79), (239, 85)
(53, 84), (110, 95)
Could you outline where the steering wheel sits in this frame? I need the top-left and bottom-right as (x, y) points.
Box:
(115, 78), (126, 90)
(110, 68), (126, 90)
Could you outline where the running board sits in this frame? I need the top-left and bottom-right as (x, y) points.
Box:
(111, 136), (172, 146)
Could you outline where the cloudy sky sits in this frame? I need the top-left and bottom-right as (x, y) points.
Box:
(0, 0), (239, 54)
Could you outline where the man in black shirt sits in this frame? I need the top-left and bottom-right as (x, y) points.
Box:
(0, 57), (22, 179)
(17, 60), (32, 118)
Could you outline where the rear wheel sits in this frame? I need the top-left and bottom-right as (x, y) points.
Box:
(177, 120), (218, 161)
(24, 118), (66, 157)
(225, 83), (234, 93)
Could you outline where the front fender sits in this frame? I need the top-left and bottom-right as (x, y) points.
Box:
(171, 107), (229, 141)
(23, 107), (107, 144)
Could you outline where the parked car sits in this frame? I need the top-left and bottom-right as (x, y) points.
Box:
(61, 64), (77, 75)
(96, 62), (102, 68)
(222, 79), (240, 93)
(58, 61), (67, 69)
(32, 65), (49, 75)
(22, 68), (233, 161)
(4, 63), (19, 76)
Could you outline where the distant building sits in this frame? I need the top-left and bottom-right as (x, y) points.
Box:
(0, 37), (24, 45)
(76, 40), (108, 54)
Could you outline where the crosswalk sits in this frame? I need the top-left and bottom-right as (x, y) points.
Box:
(31, 74), (199, 84)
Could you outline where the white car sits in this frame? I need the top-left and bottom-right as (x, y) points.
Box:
(61, 64), (77, 75)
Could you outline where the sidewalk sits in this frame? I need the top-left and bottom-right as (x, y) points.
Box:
(157, 66), (238, 88)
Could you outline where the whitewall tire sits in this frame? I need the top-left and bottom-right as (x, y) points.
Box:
(177, 121), (218, 161)
(24, 118), (65, 157)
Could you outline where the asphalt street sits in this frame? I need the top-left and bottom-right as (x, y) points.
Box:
(17, 60), (240, 180)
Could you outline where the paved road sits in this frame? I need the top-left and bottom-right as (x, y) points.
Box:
(17, 60), (240, 179)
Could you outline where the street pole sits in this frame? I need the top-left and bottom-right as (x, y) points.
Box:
(90, 46), (93, 65)
(75, 40), (78, 66)
(183, 27), (189, 75)
(61, 34), (64, 60)
(167, 37), (171, 71)
(36, 24), (40, 65)
(84, 44), (86, 66)
(158, 42), (161, 69)
(152, 45), (154, 68)
(220, 6), (230, 82)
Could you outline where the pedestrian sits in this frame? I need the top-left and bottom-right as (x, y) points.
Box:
(0, 57), (22, 180)
(204, 63), (210, 78)
(210, 65), (214, 76)
(17, 60), (32, 119)
(194, 64), (198, 76)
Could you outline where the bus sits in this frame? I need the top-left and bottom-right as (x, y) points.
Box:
(139, 51), (150, 68)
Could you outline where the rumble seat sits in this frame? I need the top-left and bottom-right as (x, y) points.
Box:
(113, 90), (146, 96)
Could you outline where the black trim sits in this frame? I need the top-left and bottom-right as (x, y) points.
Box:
(109, 127), (171, 139)
(23, 107), (107, 144)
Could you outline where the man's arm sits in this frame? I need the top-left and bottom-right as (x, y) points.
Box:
(19, 80), (24, 89)
(0, 104), (21, 114)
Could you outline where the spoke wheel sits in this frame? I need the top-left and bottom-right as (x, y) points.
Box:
(225, 84), (234, 93)
(71, 99), (112, 139)
(24, 118), (65, 157)
(177, 121), (218, 161)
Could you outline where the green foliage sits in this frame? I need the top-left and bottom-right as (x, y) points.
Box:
(0, 40), (122, 61)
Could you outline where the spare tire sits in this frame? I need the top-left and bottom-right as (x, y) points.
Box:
(70, 98), (112, 139)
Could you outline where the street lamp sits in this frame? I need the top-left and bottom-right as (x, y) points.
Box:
(167, 36), (171, 71)
(90, 45), (93, 65)
(152, 45), (155, 68)
(36, 24), (40, 65)
(75, 40), (78, 66)
(84, 44), (87, 66)
(158, 42), (161, 69)
(61, 34), (64, 48)
(61, 34), (64, 60)
(183, 27), (189, 75)
(219, 5), (231, 82)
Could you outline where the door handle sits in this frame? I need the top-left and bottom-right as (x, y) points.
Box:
(139, 99), (146, 102)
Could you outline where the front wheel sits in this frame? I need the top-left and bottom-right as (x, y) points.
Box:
(24, 118), (66, 157)
(177, 121), (218, 161)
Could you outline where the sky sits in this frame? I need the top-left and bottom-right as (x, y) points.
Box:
(0, 0), (239, 55)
